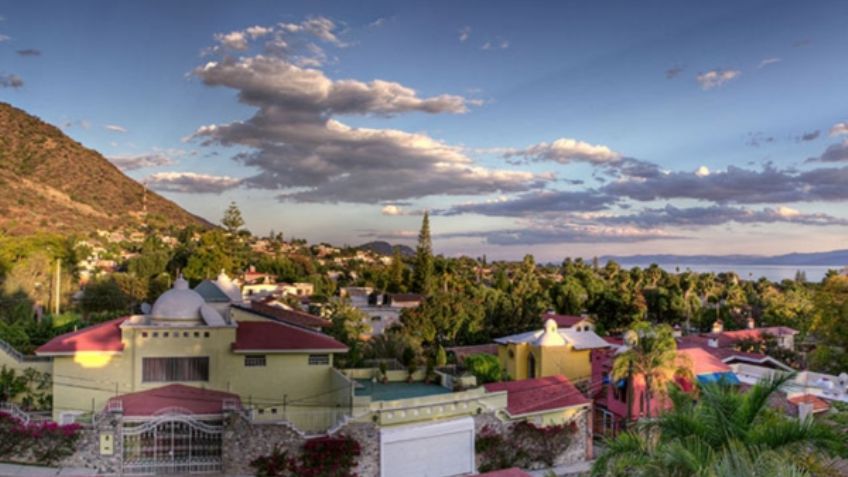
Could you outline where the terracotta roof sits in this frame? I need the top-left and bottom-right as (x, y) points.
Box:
(788, 394), (831, 413)
(233, 321), (347, 353)
(484, 375), (590, 416)
(35, 317), (127, 355)
(108, 384), (240, 417)
(676, 347), (732, 375)
(387, 293), (424, 303)
(240, 302), (330, 329)
(478, 468), (532, 477)
(542, 314), (587, 328)
(711, 326), (798, 343)
(446, 344), (498, 362)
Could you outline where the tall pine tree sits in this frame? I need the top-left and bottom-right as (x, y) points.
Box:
(412, 212), (434, 295)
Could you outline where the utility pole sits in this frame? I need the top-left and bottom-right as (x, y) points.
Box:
(53, 258), (61, 315)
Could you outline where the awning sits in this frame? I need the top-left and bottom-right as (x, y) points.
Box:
(696, 372), (740, 385)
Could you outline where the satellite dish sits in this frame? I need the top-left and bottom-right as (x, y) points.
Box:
(140, 302), (152, 314)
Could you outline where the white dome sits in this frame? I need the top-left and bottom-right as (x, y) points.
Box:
(535, 318), (566, 347)
(150, 276), (206, 323)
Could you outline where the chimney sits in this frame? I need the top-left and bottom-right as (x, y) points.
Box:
(747, 317), (756, 329)
(712, 319), (724, 334)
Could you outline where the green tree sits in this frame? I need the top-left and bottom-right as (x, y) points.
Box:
(222, 201), (245, 235)
(464, 353), (502, 384)
(612, 322), (685, 418)
(387, 249), (406, 293)
(183, 230), (234, 281)
(411, 212), (434, 295)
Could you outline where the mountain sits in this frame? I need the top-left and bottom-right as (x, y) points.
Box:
(0, 103), (210, 236)
(601, 249), (848, 267)
(358, 241), (415, 257)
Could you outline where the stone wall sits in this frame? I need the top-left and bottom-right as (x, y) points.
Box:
(59, 413), (123, 474)
(222, 415), (380, 476)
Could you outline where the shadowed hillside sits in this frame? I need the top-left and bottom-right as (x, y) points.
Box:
(0, 103), (210, 235)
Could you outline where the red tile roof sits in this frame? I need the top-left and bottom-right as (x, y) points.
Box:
(484, 375), (590, 416)
(478, 468), (532, 477)
(35, 317), (127, 355)
(787, 394), (831, 413)
(718, 326), (798, 341)
(233, 320), (347, 353)
(108, 384), (240, 417)
(242, 302), (330, 329)
(542, 314), (587, 328)
(676, 347), (732, 375)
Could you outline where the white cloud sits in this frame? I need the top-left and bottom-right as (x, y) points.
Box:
(830, 122), (848, 137)
(245, 25), (272, 39)
(381, 204), (403, 216)
(369, 18), (387, 28)
(215, 31), (249, 50)
(504, 138), (621, 165)
(0, 73), (23, 88)
(145, 172), (242, 194)
(108, 153), (174, 171)
(104, 124), (127, 133)
(0, 34), (10, 42)
(459, 26), (471, 42)
(757, 57), (782, 68)
(482, 39), (509, 50)
(696, 69), (741, 90)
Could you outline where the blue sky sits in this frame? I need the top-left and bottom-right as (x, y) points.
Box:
(1, 0), (847, 260)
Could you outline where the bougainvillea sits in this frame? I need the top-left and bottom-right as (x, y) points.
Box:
(0, 412), (82, 464)
(476, 421), (577, 472)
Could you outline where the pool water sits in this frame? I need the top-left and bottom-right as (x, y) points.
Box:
(354, 379), (451, 401)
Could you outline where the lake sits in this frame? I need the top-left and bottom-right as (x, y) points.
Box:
(615, 263), (841, 283)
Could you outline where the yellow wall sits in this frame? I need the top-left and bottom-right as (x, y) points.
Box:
(49, 320), (344, 422)
(498, 343), (591, 383)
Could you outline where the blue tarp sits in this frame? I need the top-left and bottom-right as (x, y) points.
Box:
(697, 372), (741, 385)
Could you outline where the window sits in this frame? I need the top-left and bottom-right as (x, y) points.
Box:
(308, 354), (330, 365)
(142, 357), (209, 382)
(244, 355), (266, 367)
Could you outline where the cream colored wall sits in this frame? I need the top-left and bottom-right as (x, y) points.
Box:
(50, 321), (342, 422)
(539, 346), (591, 383)
(499, 343), (534, 380)
(229, 307), (267, 322)
(521, 404), (589, 427)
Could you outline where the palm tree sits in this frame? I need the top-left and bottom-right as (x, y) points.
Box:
(612, 322), (685, 419)
(592, 374), (839, 477)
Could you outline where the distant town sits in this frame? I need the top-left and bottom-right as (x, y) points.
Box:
(1, 202), (847, 476)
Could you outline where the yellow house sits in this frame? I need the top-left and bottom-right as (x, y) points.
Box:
(35, 276), (350, 427)
(495, 316), (609, 384)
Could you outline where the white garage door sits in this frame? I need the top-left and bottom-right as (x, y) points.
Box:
(380, 417), (475, 477)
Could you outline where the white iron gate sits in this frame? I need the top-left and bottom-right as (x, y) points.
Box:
(121, 414), (223, 475)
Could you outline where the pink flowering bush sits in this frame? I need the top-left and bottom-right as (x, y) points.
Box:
(0, 412), (82, 464)
(476, 421), (577, 472)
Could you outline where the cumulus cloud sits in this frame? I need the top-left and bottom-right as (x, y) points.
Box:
(0, 73), (22, 88)
(145, 172), (242, 194)
(504, 138), (621, 165)
(190, 22), (548, 203)
(746, 131), (775, 147)
(600, 204), (848, 228)
(758, 57), (782, 68)
(830, 122), (848, 137)
(807, 140), (848, 163)
(482, 39), (509, 50)
(16, 48), (40, 56)
(381, 204), (403, 216)
(109, 153), (175, 171)
(459, 26), (471, 42)
(696, 69), (741, 90)
(104, 124), (127, 133)
(435, 189), (614, 217)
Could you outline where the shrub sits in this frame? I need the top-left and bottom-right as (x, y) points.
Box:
(0, 412), (82, 464)
(250, 435), (362, 477)
(476, 421), (577, 472)
(464, 353), (502, 384)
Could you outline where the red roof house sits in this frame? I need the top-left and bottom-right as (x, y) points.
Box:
(36, 317), (127, 355)
(484, 375), (590, 417)
(233, 321), (347, 353)
(107, 384), (241, 417)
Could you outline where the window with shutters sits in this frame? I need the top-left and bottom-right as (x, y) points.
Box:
(142, 357), (209, 382)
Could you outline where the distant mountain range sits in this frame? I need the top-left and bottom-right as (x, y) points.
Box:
(602, 249), (848, 267)
(0, 103), (210, 235)
(358, 241), (415, 257)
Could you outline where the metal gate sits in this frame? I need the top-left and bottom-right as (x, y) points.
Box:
(122, 413), (223, 475)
